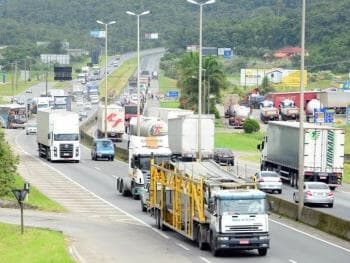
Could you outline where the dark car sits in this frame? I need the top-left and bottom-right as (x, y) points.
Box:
(214, 148), (234, 166)
(91, 139), (115, 161)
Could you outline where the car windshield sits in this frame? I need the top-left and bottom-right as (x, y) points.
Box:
(97, 140), (113, 149)
(261, 172), (279, 177)
(54, 134), (79, 141)
(307, 184), (329, 190)
(219, 199), (266, 215)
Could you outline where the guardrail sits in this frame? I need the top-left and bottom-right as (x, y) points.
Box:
(267, 194), (350, 241)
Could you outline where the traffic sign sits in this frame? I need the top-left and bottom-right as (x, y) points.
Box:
(166, 91), (179, 98)
(314, 108), (334, 124)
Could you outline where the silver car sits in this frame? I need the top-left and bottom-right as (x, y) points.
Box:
(293, 182), (334, 208)
(25, 124), (37, 135)
(255, 171), (282, 194)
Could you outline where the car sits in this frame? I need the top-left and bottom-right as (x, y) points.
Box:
(25, 89), (32, 94)
(113, 61), (119, 67)
(91, 139), (115, 161)
(25, 124), (37, 135)
(84, 102), (92, 110)
(79, 111), (87, 121)
(293, 182), (334, 208)
(213, 148), (234, 165)
(255, 171), (282, 194)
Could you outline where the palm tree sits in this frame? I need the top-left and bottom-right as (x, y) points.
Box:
(177, 52), (227, 112)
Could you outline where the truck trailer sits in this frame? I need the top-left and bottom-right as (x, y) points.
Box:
(258, 121), (344, 189)
(147, 160), (270, 256)
(318, 91), (350, 114)
(37, 109), (80, 162)
(97, 104), (125, 141)
(168, 114), (214, 160)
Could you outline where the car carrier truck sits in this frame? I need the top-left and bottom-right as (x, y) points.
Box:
(37, 109), (80, 162)
(147, 160), (270, 257)
(258, 121), (344, 189)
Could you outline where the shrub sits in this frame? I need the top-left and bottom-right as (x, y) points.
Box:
(243, 118), (260, 134)
(0, 130), (18, 197)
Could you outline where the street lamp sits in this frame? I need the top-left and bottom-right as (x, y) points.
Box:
(297, 0), (306, 221)
(126, 10), (150, 136)
(96, 20), (116, 138)
(187, 0), (216, 161)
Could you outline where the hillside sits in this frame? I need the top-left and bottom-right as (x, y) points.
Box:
(0, 0), (348, 72)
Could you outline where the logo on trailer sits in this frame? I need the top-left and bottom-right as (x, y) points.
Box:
(106, 113), (122, 128)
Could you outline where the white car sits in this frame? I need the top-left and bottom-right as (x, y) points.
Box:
(254, 171), (282, 194)
(293, 182), (334, 208)
(25, 124), (37, 135)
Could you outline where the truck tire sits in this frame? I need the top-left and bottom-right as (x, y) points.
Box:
(197, 226), (208, 250)
(121, 180), (129, 196)
(258, 248), (267, 256)
(155, 209), (161, 229)
(141, 199), (147, 212)
(116, 178), (120, 193)
(46, 148), (51, 162)
(210, 232), (220, 257)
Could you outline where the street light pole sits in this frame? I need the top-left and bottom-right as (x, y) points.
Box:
(97, 20), (116, 138)
(187, 0), (216, 161)
(126, 10), (150, 137)
(298, 0), (306, 221)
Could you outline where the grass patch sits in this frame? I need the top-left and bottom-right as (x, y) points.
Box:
(5, 176), (65, 212)
(215, 132), (264, 152)
(53, 81), (72, 90)
(239, 153), (261, 163)
(343, 163), (350, 184)
(0, 96), (10, 104)
(160, 100), (180, 109)
(344, 126), (350, 155)
(100, 57), (137, 98)
(215, 118), (224, 128)
(0, 222), (74, 263)
(159, 70), (178, 94)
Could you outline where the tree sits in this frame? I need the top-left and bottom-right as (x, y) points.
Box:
(243, 118), (260, 134)
(46, 39), (65, 54)
(261, 76), (275, 94)
(177, 52), (228, 112)
(0, 130), (18, 197)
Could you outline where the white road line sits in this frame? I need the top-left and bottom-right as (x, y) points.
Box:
(70, 245), (86, 263)
(94, 167), (101, 171)
(288, 259), (298, 263)
(270, 219), (350, 253)
(15, 131), (170, 240)
(176, 243), (190, 251)
(199, 256), (211, 263)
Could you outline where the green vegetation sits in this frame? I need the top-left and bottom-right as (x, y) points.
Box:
(243, 119), (260, 133)
(215, 132), (264, 152)
(4, 176), (65, 212)
(101, 57), (137, 98)
(160, 100), (180, 109)
(0, 222), (74, 263)
(159, 70), (178, 94)
(343, 164), (350, 184)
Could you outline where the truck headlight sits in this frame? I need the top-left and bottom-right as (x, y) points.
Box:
(54, 147), (57, 157)
(259, 236), (268, 240)
(218, 237), (229, 241)
(75, 148), (79, 157)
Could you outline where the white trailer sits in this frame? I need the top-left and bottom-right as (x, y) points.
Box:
(37, 109), (80, 162)
(258, 121), (344, 189)
(146, 107), (193, 123)
(168, 114), (214, 160)
(97, 104), (125, 141)
(318, 91), (350, 114)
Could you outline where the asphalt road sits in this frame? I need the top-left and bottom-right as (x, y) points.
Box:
(11, 129), (350, 263)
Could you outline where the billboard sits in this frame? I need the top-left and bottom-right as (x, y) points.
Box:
(54, 66), (72, 81)
(90, 31), (106, 38)
(41, 54), (70, 65)
(202, 47), (218, 56)
(145, 33), (159, 39)
(240, 68), (307, 87)
(218, 48), (233, 58)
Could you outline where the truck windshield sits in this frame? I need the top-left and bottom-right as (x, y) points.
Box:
(138, 155), (170, 170)
(219, 199), (266, 215)
(54, 134), (79, 141)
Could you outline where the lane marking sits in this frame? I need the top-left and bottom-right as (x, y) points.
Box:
(199, 256), (211, 263)
(288, 260), (298, 263)
(270, 219), (350, 253)
(14, 131), (170, 240)
(70, 245), (86, 263)
(94, 167), (101, 171)
(176, 243), (190, 251)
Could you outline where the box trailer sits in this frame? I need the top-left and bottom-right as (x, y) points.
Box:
(97, 104), (125, 141)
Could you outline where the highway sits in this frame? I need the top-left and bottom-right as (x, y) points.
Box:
(5, 50), (350, 262)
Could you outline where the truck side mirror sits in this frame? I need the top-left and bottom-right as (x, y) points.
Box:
(257, 144), (261, 151)
(48, 133), (51, 140)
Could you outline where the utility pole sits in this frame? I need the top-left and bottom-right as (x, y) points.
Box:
(11, 63), (14, 101)
(45, 66), (48, 96)
(14, 61), (18, 96)
(24, 58), (27, 83)
(297, 0), (306, 221)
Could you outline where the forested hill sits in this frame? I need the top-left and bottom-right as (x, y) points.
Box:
(0, 0), (349, 71)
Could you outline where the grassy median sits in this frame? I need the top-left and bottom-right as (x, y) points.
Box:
(5, 175), (65, 212)
(0, 222), (74, 263)
(159, 70), (178, 95)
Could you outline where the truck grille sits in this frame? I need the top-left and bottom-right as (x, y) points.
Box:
(60, 144), (73, 158)
(226, 224), (262, 232)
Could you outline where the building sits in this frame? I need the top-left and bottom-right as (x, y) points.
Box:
(274, 47), (308, 59)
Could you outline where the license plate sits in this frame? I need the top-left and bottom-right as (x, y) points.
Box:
(63, 153), (69, 156)
(317, 193), (324, 196)
(239, 240), (250, 245)
(320, 176), (327, 179)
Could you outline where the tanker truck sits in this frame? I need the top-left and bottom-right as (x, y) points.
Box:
(305, 99), (321, 122)
(116, 116), (171, 199)
(259, 100), (279, 124)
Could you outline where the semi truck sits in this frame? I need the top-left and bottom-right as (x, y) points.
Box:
(265, 91), (319, 109)
(52, 96), (72, 111)
(97, 104), (125, 141)
(116, 135), (172, 199)
(124, 104), (138, 132)
(318, 91), (350, 114)
(147, 160), (270, 256)
(258, 121), (344, 189)
(37, 109), (80, 162)
(259, 100), (279, 123)
(146, 107), (193, 123)
(168, 114), (214, 160)
(279, 99), (299, 120)
(0, 104), (27, 129)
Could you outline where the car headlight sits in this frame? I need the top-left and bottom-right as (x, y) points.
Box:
(218, 237), (229, 241)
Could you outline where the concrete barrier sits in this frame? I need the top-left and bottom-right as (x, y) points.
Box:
(267, 195), (350, 241)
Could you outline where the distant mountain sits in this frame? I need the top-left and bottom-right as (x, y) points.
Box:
(0, 0), (348, 72)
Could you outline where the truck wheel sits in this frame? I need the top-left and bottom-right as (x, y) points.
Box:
(116, 178), (120, 193)
(258, 248), (267, 256)
(197, 226), (208, 250)
(210, 232), (219, 257)
(141, 199), (147, 212)
(155, 209), (161, 229)
(121, 181), (128, 196)
(46, 149), (51, 162)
